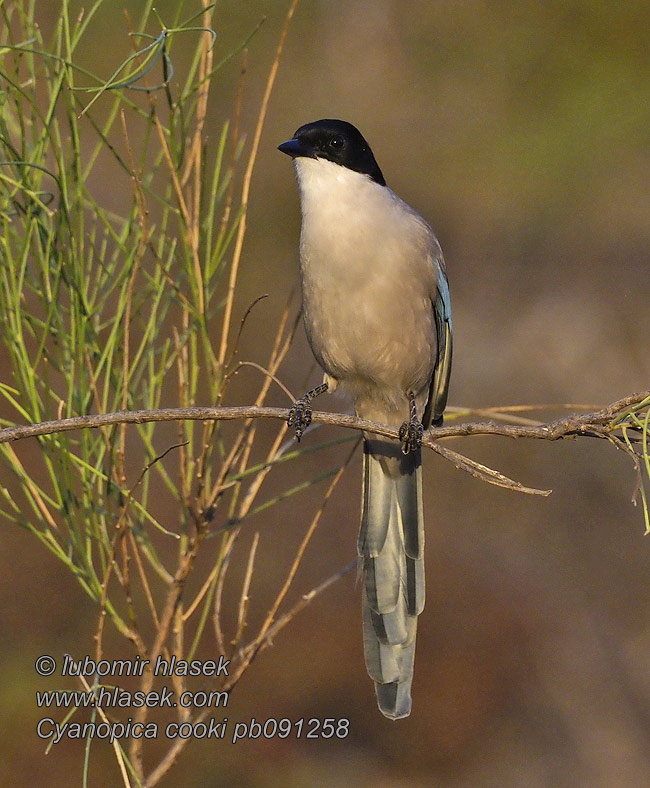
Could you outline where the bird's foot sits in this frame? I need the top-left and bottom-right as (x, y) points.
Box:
(287, 397), (313, 441)
(399, 392), (423, 454)
(399, 418), (423, 454)
(287, 382), (328, 441)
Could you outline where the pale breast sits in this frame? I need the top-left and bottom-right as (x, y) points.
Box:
(295, 158), (440, 414)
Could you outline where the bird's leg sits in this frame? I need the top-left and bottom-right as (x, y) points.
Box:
(399, 391), (424, 454)
(287, 382), (329, 441)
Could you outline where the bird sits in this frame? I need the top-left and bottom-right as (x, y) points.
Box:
(278, 119), (452, 719)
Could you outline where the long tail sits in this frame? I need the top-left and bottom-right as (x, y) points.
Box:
(358, 437), (424, 719)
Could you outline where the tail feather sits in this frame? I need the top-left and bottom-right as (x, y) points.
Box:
(368, 595), (408, 646)
(374, 640), (415, 719)
(362, 597), (401, 683)
(406, 556), (425, 616)
(396, 466), (424, 559)
(359, 448), (394, 556)
(359, 438), (424, 720)
(363, 499), (402, 613)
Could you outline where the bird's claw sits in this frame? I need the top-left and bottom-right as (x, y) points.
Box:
(288, 397), (313, 441)
(399, 417), (423, 454)
(287, 382), (329, 442)
(400, 392), (423, 454)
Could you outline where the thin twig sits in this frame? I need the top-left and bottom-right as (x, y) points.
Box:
(128, 522), (206, 776)
(151, 110), (205, 314)
(128, 530), (160, 627)
(212, 530), (240, 658)
(229, 440), (359, 684)
(76, 673), (134, 788)
(234, 561), (357, 680)
(207, 296), (299, 510)
(217, 0), (301, 366)
(94, 443), (184, 662)
(118, 107), (149, 484)
(3, 444), (59, 531)
(232, 530), (260, 650)
(215, 48), (246, 245)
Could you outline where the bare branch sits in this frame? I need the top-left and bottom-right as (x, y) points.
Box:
(1, 389), (648, 498)
(0, 391), (644, 442)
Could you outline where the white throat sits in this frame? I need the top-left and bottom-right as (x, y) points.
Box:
(294, 157), (381, 208)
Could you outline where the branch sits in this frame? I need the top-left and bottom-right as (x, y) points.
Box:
(1, 389), (648, 497)
(1, 390), (646, 444)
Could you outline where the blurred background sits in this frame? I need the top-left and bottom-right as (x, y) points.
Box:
(2, 1), (650, 786)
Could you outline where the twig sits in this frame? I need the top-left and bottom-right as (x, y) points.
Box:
(207, 296), (299, 510)
(236, 560), (357, 674)
(3, 444), (59, 531)
(217, 0), (301, 366)
(229, 440), (359, 684)
(232, 531), (260, 651)
(127, 529), (206, 776)
(76, 673), (134, 788)
(429, 441), (551, 495)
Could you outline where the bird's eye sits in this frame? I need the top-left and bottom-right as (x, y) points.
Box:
(329, 135), (344, 148)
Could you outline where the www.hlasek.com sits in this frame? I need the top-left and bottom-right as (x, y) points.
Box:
(34, 655), (350, 743)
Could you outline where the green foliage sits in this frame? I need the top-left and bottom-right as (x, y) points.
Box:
(0, 1), (348, 782)
(0, 0), (240, 600)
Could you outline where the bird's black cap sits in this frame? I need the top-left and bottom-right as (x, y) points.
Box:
(278, 119), (385, 186)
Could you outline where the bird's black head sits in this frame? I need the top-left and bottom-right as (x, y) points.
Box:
(278, 119), (385, 186)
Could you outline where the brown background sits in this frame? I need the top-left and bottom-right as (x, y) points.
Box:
(2, 1), (650, 786)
